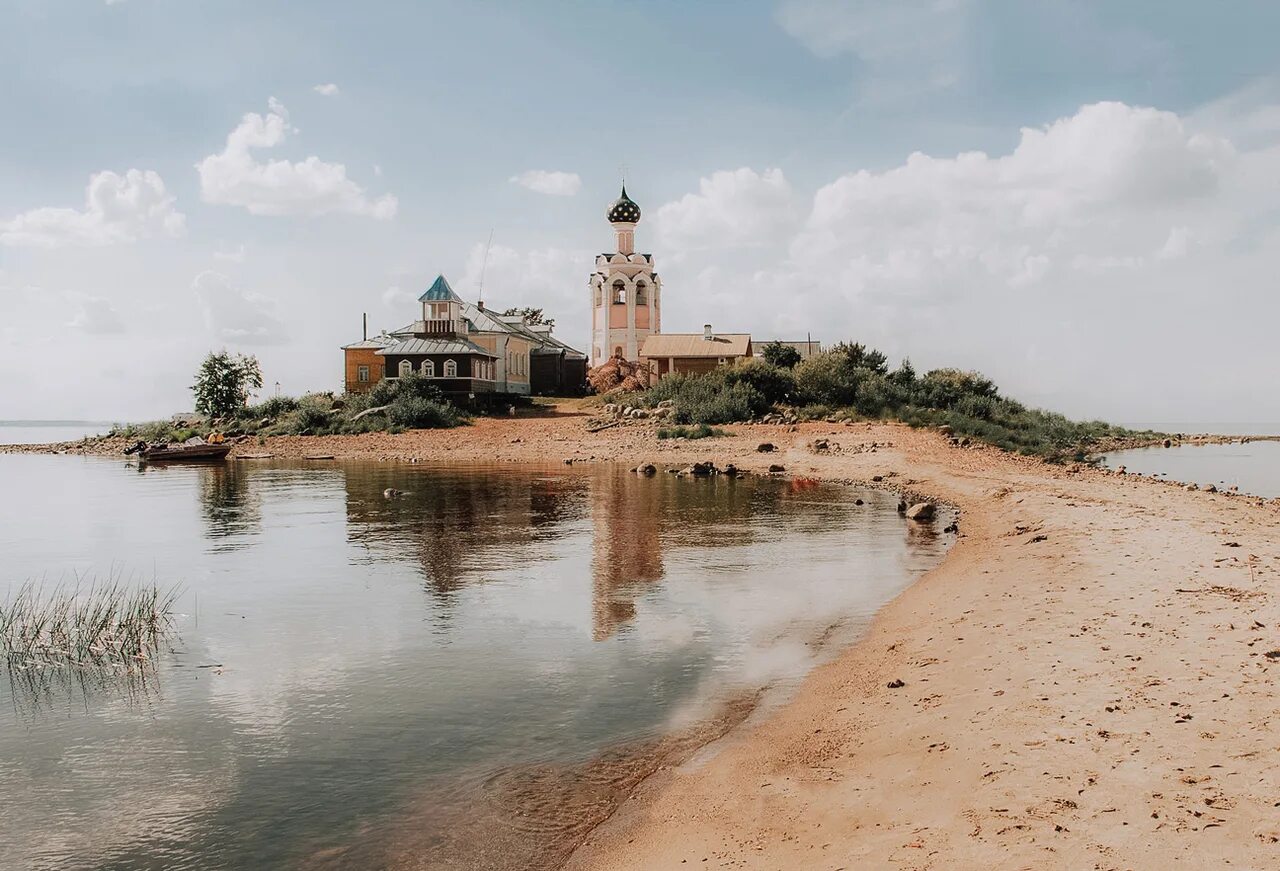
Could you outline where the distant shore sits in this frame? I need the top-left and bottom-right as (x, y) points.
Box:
(4, 406), (1280, 868)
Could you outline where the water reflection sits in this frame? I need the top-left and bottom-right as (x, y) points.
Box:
(0, 456), (953, 871)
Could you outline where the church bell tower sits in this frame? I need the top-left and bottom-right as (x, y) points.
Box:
(589, 185), (661, 366)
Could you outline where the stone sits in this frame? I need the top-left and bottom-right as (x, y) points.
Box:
(1204, 484), (1217, 493)
(637, 463), (658, 476)
(768, 464), (785, 473)
(871, 475), (884, 482)
(905, 502), (936, 522)
(886, 679), (905, 689)
(812, 438), (830, 452)
(938, 424), (953, 436)
(756, 443), (776, 453)
(722, 464), (739, 477)
(657, 399), (675, 409)
(689, 461), (716, 477)
(897, 500), (907, 514)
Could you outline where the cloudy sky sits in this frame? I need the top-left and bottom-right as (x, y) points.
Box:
(3, 1), (1279, 425)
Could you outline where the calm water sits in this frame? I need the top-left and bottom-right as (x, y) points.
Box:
(1103, 439), (1280, 498)
(0, 421), (110, 445)
(0, 457), (952, 870)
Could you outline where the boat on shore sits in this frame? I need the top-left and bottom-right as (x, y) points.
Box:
(124, 439), (232, 462)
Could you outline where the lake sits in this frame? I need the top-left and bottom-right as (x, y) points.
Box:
(0, 456), (953, 870)
(0, 421), (111, 445)
(1103, 438), (1280, 499)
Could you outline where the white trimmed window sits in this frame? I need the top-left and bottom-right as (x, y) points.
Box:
(443, 359), (457, 377)
(398, 360), (412, 377)
(357, 365), (369, 383)
(422, 360), (435, 377)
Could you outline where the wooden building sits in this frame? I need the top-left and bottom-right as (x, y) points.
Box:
(342, 274), (587, 398)
(639, 325), (752, 379)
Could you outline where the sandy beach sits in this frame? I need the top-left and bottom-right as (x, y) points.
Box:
(8, 406), (1280, 869)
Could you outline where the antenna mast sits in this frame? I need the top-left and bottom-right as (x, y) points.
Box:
(478, 228), (494, 304)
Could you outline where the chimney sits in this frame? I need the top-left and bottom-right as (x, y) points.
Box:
(703, 324), (713, 341)
(363, 312), (367, 341)
(477, 299), (485, 311)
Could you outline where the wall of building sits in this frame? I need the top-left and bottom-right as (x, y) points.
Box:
(344, 348), (385, 394)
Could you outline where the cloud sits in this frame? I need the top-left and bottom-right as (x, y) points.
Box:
(647, 100), (1280, 421)
(67, 296), (126, 335)
(777, 0), (970, 102)
(1, 169), (185, 248)
(459, 243), (594, 339)
(312, 83), (340, 97)
(196, 98), (397, 218)
(509, 170), (582, 197)
(192, 271), (287, 345)
(653, 167), (796, 251)
(381, 285), (417, 309)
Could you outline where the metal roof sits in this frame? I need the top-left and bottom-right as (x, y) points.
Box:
(341, 338), (394, 350)
(418, 274), (464, 303)
(376, 337), (497, 357)
(640, 333), (752, 359)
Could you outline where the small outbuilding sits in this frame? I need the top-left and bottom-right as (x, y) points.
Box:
(639, 325), (752, 380)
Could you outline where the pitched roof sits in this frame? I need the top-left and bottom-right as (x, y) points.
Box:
(376, 337), (497, 357)
(341, 337), (394, 350)
(418, 275), (464, 303)
(640, 333), (752, 358)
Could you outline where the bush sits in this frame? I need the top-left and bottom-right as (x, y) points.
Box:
(642, 373), (768, 425)
(243, 395), (299, 420)
(760, 341), (802, 368)
(720, 360), (795, 405)
(289, 397), (335, 435)
(386, 395), (461, 429)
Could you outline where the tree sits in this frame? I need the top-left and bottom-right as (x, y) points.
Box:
(502, 307), (555, 328)
(192, 352), (264, 419)
(830, 341), (889, 375)
(761, 341), (802, 369)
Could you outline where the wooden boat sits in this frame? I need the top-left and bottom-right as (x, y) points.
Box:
(127, 441), (232, 462)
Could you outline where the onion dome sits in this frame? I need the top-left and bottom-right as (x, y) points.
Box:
(606, 185), (641, 224)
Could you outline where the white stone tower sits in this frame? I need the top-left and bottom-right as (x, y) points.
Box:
(589, 185), (661, 366)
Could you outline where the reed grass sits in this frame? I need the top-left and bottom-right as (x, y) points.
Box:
(0, 579), (179, 670)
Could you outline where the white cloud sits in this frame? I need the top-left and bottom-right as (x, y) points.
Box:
(313, 83), (340, 97)
(509, 170), (582, 197)
(192, 270), (287, 346)
(777, 0), (970, 102)
(1, 169), (185, 248)
(654, 167), (796, 251)
(67, 296), (126, 335)
(381, 285), (417, 309)
(196, 98), (397, 219)
(459, 243), (594, 342)
(647, 100), (1280, 421)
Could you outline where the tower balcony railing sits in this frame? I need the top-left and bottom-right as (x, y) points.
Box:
(419, 318), (463, 336)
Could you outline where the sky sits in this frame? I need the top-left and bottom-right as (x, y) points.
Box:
(2, 0), (1279, 425)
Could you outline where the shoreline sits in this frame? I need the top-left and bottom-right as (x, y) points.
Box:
(5, 411), (1280, 867)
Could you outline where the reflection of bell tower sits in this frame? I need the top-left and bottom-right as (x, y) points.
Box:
(589, 185), (662, 366)
(589, 466), (664, 641)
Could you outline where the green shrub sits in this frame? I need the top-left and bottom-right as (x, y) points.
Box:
(642, 373), (768, 425)
(657, 424), (728, 440)
(760, 341), (802, 368)
(386, 395), (461, 429)
(720, 360), (795, 405)
(242, 395), (299, 420)
(289, 398), (334, 435)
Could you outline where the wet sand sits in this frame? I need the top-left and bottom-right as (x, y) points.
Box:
(10, 403), (1280, 868)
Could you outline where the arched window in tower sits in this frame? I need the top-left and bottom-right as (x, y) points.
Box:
(595, 287), (602, 306)
(421, 359), (435, 377)
(613, 280), (626, 304)
(398, 360), (412, 378)
(443, 359), (457, 377)
(635, 280), (647, 304)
